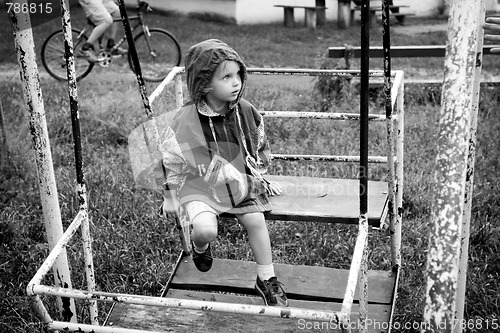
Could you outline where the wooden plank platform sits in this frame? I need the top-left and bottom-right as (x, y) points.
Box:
(249, 175), (389, 227)
(106, 258), (398, 332)
(106, 298), (392, 332)
(170, 258), (396, 304)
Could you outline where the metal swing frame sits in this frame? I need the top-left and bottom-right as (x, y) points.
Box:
(26, 65), (405, 333)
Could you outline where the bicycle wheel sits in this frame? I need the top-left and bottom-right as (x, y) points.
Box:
(128, 28), (181, 82)
(41, 29), (94, 81)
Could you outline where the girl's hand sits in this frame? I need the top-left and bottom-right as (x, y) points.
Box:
(159, 195), (181, 219)
(267, 181), (283, 196)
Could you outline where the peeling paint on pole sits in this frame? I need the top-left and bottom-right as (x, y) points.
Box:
(423, 0), (484, 331)
(8, 0), (76, 322)
(58, 0), (100, 325)
(454, 4), (484, 332)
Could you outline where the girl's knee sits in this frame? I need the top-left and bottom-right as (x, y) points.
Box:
(192, 212), (218, 242)
(102, 13), (113, 27)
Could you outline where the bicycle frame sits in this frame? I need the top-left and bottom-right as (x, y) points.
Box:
(77, 3), (151, 54)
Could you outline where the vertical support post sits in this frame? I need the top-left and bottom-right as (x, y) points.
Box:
(58, 0), (99, 325)
(359, 1), (370, 328)
(454, 3), (484, 332)
(174, 74), (184, 110)
(283, 7), (295, 27)
(393, 79), (404, 270)
(7, 1), (76, 322)
(358, 225), (369, 333)
(0, 98), (11, 165)
(316, 0), (326, 26)
(381, 0), (400, 271)
(117, 0), (152, 119)
(304, 8), (317, 29)
(338, 0), (352, 29)
(423, 0), (484, 331)
(360, 1), (369, 216)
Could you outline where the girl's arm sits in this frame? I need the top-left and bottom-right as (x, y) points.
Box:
(251, 106), (282, 196)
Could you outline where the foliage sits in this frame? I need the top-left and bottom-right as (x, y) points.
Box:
(312, 56), (353, 112)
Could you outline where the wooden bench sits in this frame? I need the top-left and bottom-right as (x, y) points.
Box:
(351, 5), (415, 26)
(329, 45), (500, 61)
(274, 5), (327, 29)
(327, 44), (500, 84)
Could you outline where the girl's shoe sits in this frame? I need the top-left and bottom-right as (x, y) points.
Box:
(255, 276), (289, 307)
(191, 241), (213, 272)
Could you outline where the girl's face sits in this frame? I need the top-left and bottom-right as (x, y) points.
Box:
(207, 60), (242, 106)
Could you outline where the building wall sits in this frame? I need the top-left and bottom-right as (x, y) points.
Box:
(125, 0), (236, 18)
(126, 0), (449, 25)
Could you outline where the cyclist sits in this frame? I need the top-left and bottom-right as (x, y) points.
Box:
(78, 0), (127, 62)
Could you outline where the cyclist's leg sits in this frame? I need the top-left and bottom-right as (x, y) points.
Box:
(103, 0), (122, 49)
(79, 0), (113, 47)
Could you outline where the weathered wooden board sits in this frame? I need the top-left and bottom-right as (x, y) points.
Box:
(106, 296), (393, 333)
(224, 175), (389, 226)
(170, 258), (396, 305)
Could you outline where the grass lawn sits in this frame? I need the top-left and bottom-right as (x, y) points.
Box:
(1, 5), (499, 333)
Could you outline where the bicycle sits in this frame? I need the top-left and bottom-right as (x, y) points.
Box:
(41, 1), (181, 82)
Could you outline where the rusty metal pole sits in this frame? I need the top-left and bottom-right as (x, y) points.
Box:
(423, 0), (484, 331)
(0, 98), (11, 165)
(58, 0), (99, 325)
(7, 0), (76, 322)
(358, 0), (370, 329)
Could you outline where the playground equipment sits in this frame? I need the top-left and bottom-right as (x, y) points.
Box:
(6, 0), (484, 332)
(106, 66), (404, 332)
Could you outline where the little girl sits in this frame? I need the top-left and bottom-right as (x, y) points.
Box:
(160, 39), (288, 307)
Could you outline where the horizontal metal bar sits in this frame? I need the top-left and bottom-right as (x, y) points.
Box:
(26, 210), (85, 294)
(247, 67), (386, 77)
(270, 154), (388, 163)
(149, 66), (184, 105)
(260, 111), (386, 121)
(49, 321), (165, 333)
(33, 285), (341, 322)
(328, 45), (500, 58)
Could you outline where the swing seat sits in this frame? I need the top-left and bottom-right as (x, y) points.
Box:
(105, 174), (395, 332)
(259, 175), (389, 227)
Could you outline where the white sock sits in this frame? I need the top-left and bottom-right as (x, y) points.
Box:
(193, 242), (209, 254)
(257, 263), (275, 281)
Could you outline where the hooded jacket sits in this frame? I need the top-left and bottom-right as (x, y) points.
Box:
(161, 39), (272, 213)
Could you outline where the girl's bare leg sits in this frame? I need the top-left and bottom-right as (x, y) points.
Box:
(236, 212), (272, 265)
